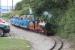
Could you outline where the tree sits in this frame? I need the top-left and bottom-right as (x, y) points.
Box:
(15, 1), (22, 10)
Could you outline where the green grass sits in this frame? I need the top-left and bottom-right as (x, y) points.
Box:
(0, 37), (31, 50)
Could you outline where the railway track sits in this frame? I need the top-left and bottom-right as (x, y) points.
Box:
(49, 36), (73, 50)
(49, 37), (63, 50)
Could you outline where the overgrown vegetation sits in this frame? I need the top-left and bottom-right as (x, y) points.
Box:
(57, 4), (75, 39)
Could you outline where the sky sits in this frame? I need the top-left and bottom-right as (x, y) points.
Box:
(1, 0), (22, 6)
(0, 0), (22, 13)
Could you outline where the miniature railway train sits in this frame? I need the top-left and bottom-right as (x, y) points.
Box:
(10, 15), (55, 36)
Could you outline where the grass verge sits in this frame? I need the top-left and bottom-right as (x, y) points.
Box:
(0, 37), (31, 50)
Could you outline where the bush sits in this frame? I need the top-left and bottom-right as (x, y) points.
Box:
(2, 13), (11, 20)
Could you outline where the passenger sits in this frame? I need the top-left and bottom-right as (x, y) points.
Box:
(39, 20), (46, 27)
(39, 20), (46, 32)
(36, 18), (40, 24)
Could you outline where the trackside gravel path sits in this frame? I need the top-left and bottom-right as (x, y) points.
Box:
(10, 26), (55, 50)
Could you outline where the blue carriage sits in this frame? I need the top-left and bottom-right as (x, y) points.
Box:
(19, 18), (30, 28)
(10, 15), (32, 29)
(10, 17), (20, 26)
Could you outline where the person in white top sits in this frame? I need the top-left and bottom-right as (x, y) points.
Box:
(39, 20), (46, 27)
(38, 20), (46, 32)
